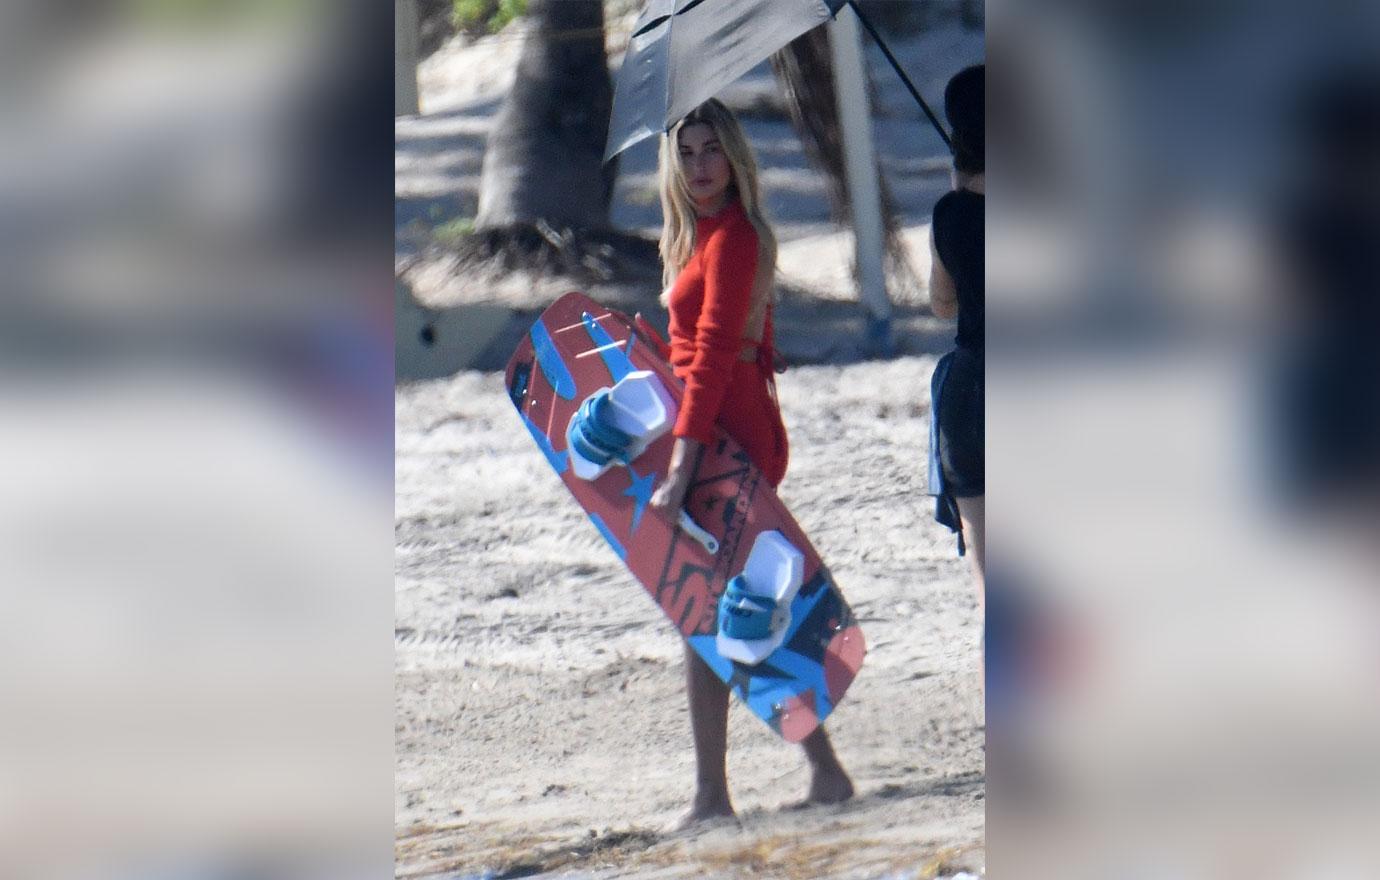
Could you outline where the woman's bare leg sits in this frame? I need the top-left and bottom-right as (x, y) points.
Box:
(956, 495), (985, 600)
(957, 495), (986, 687)
(801, 725), (854, 804)
(671, 643), (735, 828)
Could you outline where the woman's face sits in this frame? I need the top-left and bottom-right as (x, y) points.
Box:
(677, 123), (732, 211)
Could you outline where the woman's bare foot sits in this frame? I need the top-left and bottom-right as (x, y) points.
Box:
(665, 791), (736, 833)
(806, 764), (855, 805)
(799, 726), (855, 806)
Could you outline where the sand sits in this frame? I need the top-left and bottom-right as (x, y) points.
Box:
(395, 358), (984, 879)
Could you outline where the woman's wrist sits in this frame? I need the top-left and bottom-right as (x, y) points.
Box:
(668, 436), (703, 465)
(662, 464), (691, 485)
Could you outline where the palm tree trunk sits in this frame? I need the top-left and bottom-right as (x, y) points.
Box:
(476, 0), (616, 232)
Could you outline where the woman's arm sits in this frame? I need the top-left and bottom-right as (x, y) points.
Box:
(648, 436), (702, 515)
(929, 225), (959, 320)
(652, 228), (756, 516)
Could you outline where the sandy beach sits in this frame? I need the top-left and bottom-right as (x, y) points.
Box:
(396, 359), (983, 879)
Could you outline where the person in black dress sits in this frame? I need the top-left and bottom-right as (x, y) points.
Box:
(928, 64), (985, 594)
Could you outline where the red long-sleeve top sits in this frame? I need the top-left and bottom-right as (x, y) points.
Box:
(667, 198), (764, 444)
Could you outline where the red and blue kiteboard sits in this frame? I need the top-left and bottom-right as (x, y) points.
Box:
(504, 291), (864, 742)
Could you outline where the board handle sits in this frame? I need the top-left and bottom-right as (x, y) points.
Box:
(677, 509), (719, 555)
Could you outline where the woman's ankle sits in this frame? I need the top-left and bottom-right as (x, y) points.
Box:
(691, 784), (732, 810)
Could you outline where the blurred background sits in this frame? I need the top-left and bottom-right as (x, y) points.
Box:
(986, 0), (1380, 876)
(1, 2), (395, 878)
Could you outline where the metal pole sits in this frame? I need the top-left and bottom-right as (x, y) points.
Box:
(395, 0), (420, 117)
(830, 5), (893, 350)
(843, 0), (951, 151)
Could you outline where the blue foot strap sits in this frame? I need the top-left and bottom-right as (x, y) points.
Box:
(570, 390), (635, 465)
(718, 575), (778, 641)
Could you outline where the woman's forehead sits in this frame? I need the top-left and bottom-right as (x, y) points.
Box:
(677, 123), (719, 148)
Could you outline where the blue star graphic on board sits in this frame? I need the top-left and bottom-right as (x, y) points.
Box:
(623, 466), (656, 533)
(687, 636), (734, 680)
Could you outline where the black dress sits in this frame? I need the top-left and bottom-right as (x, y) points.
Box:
(928, 189), (985, 551)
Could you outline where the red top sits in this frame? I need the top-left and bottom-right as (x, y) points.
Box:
(667, 198), (766, 444)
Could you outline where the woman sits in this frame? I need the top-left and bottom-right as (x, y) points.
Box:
(929, 65), (985, 594)
(645, 98), (854, 828)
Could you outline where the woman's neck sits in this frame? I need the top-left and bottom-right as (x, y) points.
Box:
(694, 192), (731, 217)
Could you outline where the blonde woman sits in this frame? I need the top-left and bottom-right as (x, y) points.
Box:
(646, 98), (854, 828)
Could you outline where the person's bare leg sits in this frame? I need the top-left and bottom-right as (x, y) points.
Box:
(669, 643), (735, 829)
(800, 725), (854, 804)
(956, 495), (985, 600)
(957, 495), (986, 686)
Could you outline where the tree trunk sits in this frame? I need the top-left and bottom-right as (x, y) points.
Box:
(475, 0), (616, 232)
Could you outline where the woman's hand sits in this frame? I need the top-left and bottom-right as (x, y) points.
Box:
(649, 437), (701, 517)
(648, 469), (690, 516)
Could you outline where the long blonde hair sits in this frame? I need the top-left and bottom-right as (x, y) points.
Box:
(658, 99), (778, 292)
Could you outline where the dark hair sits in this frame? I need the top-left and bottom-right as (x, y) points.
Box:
(945, 64), (984, 175)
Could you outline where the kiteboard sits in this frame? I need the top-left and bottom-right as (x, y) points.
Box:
(503, 291), (864, 742)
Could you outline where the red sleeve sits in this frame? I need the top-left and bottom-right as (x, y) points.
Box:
(673, 225), (759, 443)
